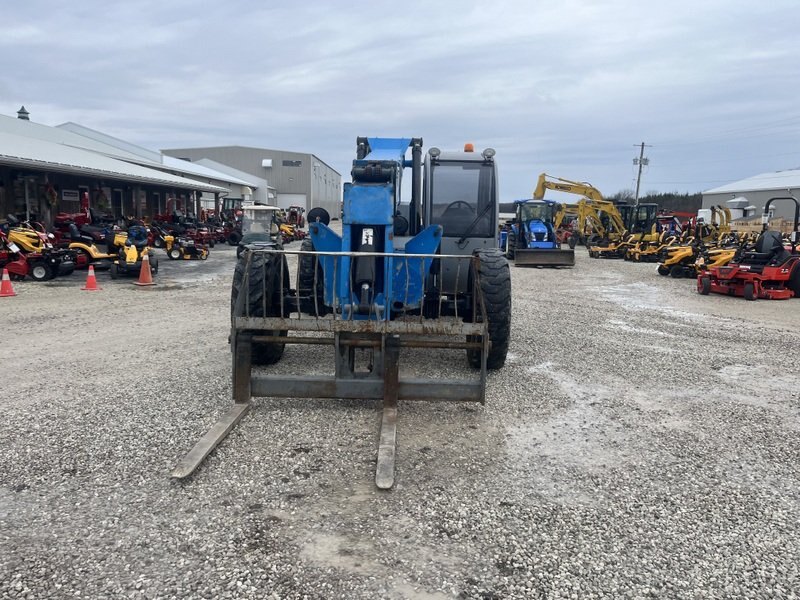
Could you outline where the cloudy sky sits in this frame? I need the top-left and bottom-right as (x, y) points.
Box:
(3, 1), (799, 200)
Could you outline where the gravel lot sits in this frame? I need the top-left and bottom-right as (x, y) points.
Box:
(1, 241), (799, 599)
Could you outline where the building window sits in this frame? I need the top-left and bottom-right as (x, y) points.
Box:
(282, 160), (302, 167)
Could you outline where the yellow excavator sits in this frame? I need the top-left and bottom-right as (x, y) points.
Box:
(534, 173), (628, 247)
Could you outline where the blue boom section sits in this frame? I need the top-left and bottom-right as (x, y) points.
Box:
(309, 137), (442, 321)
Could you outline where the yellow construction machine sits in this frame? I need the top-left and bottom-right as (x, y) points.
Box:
(534, 173), (628, 246)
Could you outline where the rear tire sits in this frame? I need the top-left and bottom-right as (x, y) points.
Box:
(168, 247), (182, 260)
(788, 262), (800, 297)
(467, 249), (511, 370)
(228, 231), (242, 246)
(743, 282), (756, 301)
(657, 264), (670, 276)
(231, 251), (289, 365)
(669, 265), (684, 279)
(110, 263), (119, 280)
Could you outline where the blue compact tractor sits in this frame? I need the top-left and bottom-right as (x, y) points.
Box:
(502, 199), (575, 267)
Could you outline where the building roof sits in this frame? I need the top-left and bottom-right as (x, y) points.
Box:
(0, 128), (227, 192)
(193, 158), (267, 186)
(56, 122), (257, 187)
(704, 168), (800, 195)
(161, 155), (256, 186)
(163, 145), (342, 176)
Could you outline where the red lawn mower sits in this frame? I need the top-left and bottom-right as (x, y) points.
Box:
(698, 196), (800, 301)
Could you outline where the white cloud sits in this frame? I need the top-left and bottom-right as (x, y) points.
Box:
(2, 0), (799, 196)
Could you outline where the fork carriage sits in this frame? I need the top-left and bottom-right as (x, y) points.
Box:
(172, 247), (491, 489)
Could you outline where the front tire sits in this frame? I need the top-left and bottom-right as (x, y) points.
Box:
(505, 231), (516, 260)
(743, 282), (756, 301)
(698, 276), (711, 295)
(297, 238), (327, 315)
(167, 247), (182, 260)
(30, 261), (54, 281)
(231, 251), (289, 365)
(467, 249), (511, 370)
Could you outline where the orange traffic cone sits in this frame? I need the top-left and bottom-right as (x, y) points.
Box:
(133, 253), (155, 287)
(0, 268), (16, 297)
(81, 265), (101, 291)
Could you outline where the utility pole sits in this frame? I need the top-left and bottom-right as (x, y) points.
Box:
(633, 142), (651, 206)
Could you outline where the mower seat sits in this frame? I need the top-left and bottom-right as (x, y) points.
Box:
(741, 231), (790, 265)
(69, 223), (96, 246)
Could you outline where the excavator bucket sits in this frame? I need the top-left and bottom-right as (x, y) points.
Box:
(514, 248), (575, 267)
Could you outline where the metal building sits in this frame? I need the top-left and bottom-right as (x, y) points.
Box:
(162, 146), (341, 216)
(0, 112), (231, 224)
(703, 169), (800, 221)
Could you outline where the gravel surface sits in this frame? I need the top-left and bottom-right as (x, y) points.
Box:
(1, 242), (799, 599)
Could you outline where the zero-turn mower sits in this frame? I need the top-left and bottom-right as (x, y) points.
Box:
(698, 196), (800, 300)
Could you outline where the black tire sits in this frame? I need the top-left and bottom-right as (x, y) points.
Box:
(505, 231), (516, 260)
(657, 264), (670, 276)
(743, 282), (756, 301)
(110, 263), (119, 280)
(209, 240), (215, 248)
(167, 247), (182, 260)
(228, 231), (242, 246)
(153, 237), (164, 249)
(699, 276), (711, 295)
(669, 265), (684, 279)
(467, 249), (511, 370)
(236, 245), (244, 259)
(150, 256), (159, 274)
(297, 238), (327, 315)
(59, 261), (75, 277)
(200, 251), (208, 260)
(568, 234), (578, 250)
(231, 252), (289, 365)
(29, 261), (54, 282)
(788, 262), (800, 297)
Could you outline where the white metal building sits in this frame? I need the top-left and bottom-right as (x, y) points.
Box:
(162, 146), (341, 216)
(703, 169), (800, 221)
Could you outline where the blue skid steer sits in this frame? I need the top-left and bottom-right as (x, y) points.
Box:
(173, 137), (511, 488)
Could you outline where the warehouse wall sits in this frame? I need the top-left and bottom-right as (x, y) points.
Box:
(163, 146), (341, 217)
(703, 189), (800, 220)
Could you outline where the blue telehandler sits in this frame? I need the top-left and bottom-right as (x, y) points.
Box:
(174, 137), (511, 488)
